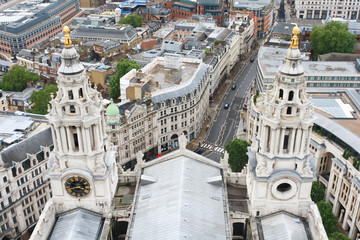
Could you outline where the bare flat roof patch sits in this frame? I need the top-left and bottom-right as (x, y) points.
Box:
(132, 61), (199, 93)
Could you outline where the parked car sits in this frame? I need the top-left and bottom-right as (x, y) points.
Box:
(224, 103), (230, 109)
(250, 57), (255, 62)
(231, 84), (236, 90)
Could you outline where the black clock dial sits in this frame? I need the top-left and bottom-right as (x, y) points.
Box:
(64, 176), (90, 198)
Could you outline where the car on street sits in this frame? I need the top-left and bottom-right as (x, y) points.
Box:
(231, 84), (236, 90)
(224, 103), (230, 109)
(250, 57), (255, 62)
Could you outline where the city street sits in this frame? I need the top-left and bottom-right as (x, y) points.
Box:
(201, 53), (258, 161)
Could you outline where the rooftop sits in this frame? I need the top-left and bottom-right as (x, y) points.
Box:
(130, 155), (227, 239)
(71, 25), (138, 41)
(258, 46), (360, 78)
(1, 127), (53, 168)
(259, 212), (310, 240)
(232, 0), (272, 11)
(48, 208), (104, 240)
(127, 57), (200, 94)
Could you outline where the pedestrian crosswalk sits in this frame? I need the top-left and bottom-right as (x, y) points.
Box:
(200, 143), (224, 153)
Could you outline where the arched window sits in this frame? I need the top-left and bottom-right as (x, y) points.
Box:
(288, 91), (294, 101)
(68, 90), (74, 100)
(287, 107), (292, 115)
(279, 89), (284, 99)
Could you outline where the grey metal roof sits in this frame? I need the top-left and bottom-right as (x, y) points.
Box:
(49, 208), (103, 240)
(346, 88), (360, 112)
(314, 112), (360, 154)
(261, 213), (309, 240)
(233, 0), (271, 10)
(151, 62), (209, 104)
(1, 128), (53, 168)
(258, 46), (360, 80)
(71, 26), (138, 41)
(352, 177), (360, 189)
(332, 157), (347, 171)
(130, 155), (227, 240)
(272, 23), (295, 35)
(310, 139), (326, 150)
(0, 116), (33, 135)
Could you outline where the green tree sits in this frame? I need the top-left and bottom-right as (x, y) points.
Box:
(311, 21), (356, 60)
(28, 85), (58, 115)
(110, 58), (140, 101)
(328, 232), (351, 240)
(118, 15), (143, 28)
(224, 139), (250, 172)
(317, 201), (338, 235)
(311, 181), (325, 204)
(353, 157), (360, 170)
(0, 65), (40, 92)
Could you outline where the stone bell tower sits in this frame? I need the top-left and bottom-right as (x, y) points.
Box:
(246, 26), (316, 217)
(46, 26), (118, 214)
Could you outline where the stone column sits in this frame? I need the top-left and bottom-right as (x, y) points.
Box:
(305, 126), (312, 153)
(299, 128), (308, 155)
(260, 124), (267, 152)
(252, 121), (257, 139)
(274, 128), (281, 155)
(81, 127), (88, 154)
(76, 127), (83, 153)
(94, 125), (100, 151)
(86, 127), (93, 151)
(279, 127), (286, 155)
(270, 127), (276, 155)
(60, 127), (68, 153)
(66, 127), (73, 153)
(294, 128), (302, 156)
(289, 127), (297, 155)
(55, 127), (62, 153)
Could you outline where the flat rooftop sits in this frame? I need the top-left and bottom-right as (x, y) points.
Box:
(233, 0), (271, 10)
(258, 46), (360, 78)
(132, 61), (200, 92)
(307, 88), (360, 154)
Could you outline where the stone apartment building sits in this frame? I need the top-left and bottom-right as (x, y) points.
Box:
(295, 0), (360, 20)
(0, 121), (53, 240)
(228, 13), (255, 57)
(106, 56), (210, 166)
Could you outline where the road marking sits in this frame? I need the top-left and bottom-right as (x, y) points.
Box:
(201, 143), (224, 153)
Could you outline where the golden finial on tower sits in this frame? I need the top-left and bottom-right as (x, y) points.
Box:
(63, 26), (72, 47)
(290, 26), (299, 49)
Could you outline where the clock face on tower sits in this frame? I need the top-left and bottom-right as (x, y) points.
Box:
(64, 176), (90, 198)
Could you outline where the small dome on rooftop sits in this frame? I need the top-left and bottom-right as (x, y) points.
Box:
(106, 99), (119, 116)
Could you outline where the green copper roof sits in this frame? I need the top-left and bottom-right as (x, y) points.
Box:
(106, 100), (119, 116)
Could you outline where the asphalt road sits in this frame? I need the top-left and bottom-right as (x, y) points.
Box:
(202, 54), (258, 161)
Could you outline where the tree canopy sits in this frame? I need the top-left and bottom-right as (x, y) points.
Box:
(328, 232), (351, 240)
(224, 139), (250, 172)
(0, 65), (40, 92)
(311, 181), (325, 204)
(110, 58), (140, 101)
(311, 21), (356, 60)
(317, 201), (338, 235)
(118, 15), (143, 28)
(28, 85), (58, 115)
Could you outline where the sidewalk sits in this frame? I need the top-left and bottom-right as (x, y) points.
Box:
(187, 46), (259, 150)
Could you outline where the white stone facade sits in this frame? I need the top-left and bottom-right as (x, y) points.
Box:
(30, 29), (118, 240)
(228, 13), (255, 56)
(247, 29), (317, 218)
(295, 0), (360, 20)
(0, 143), (52, 240)
(310, 132), (360, 240)
(112, 57), (210, 166)
(106, 101), (159, 166)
